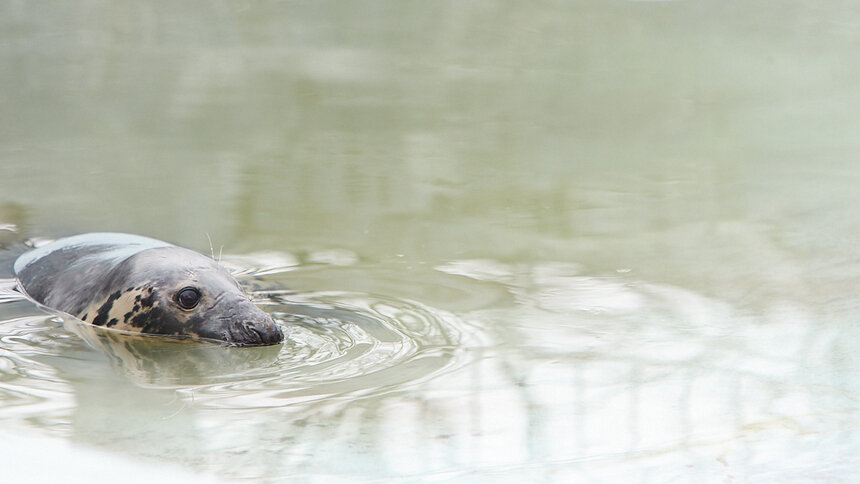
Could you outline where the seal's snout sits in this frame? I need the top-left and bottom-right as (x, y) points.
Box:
(242, 319), (284, 346)
(226, 315), (284, 346)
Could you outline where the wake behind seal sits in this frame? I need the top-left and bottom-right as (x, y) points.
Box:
(13, 233), (284, 346)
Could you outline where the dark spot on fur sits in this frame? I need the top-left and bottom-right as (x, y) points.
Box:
(92, 290), (122, 326)
(106, 318), (118, 327)
(138, 287), (156, 309)
(123, 310), (135, 323)
(129, 305), (188, 336)
(129, 308), (159, 330)
(81, 313), (89, 321)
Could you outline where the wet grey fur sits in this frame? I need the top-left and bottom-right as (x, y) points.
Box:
(14, 233), (283, 346)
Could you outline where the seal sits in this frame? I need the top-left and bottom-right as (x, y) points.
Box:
(13, 233), (284, 346)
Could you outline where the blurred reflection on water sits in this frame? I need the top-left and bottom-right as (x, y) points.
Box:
(1, 1), (859, 482)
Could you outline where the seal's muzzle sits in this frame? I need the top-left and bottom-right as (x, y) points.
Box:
(227, 316), (284, 346)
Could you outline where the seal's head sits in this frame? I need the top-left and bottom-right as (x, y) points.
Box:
(80, 246), (284, 346)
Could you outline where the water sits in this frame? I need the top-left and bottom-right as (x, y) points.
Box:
(1, 1), (859, 482)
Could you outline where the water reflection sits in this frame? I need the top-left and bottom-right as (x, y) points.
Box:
(63, 319), (282, 387)
(424, 260), (856, 480)
(0, 244), (857, 480)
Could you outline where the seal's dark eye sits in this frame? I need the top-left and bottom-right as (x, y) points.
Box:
(177, 287), (200, 309)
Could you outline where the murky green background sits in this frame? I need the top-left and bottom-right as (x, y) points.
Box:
(1, 1), (859, 482)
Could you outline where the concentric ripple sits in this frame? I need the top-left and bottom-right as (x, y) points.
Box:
(174, 289), (470, 408)
(47, 285), (472, 411)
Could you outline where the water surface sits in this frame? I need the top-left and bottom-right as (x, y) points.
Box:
(1, 1), (859, 482)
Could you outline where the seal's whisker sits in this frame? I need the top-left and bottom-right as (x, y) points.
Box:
(205, 232), (216, 260)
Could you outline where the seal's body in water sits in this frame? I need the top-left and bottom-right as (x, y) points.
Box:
(13, 233), (284, 346)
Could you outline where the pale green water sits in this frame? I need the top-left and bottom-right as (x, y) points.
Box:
(1, 1), (859, 482)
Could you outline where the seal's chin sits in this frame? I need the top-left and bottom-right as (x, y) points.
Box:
(225, 319), (284, 347)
